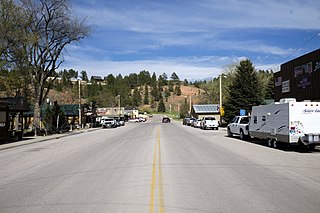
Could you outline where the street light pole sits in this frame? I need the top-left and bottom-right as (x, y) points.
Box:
(117, 95), (121, 118)
(219, 75), (222, 114)
(219, 74), (227, 122)
(189, 95), (192, 115)
(78, 79), (82, 129)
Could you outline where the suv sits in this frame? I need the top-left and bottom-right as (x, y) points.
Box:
(183, 117), (191, 125)
(200, 116), (219, 130)
(102, 118), (116, 128)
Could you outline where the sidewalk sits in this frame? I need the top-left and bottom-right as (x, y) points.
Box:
(0, 128), (100, 151)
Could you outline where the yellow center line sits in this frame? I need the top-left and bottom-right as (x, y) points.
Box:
(150, 126), (165, 213)
(150, 140), (157, 213)
(157, 127), (165, 213)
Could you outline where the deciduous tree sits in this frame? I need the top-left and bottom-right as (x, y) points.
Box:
(1, 0), (90, 134)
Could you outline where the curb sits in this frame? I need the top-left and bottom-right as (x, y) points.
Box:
(0, 128), (100, 151)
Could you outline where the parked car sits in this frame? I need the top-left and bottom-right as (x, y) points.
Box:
(183, 117), (191, 125)
(193, 119), (201, 128)
(200, 116), (219, 130)
(128, 118), (140, 123)
(190, 118), (197, 127)
(114, 118), (121, 127)
(139, 117), (146, 122)
(102, 118), (116, 128)
(119, 117), (125, 126)
(162, 117), (171, 123)
(187, 118), (196, 126)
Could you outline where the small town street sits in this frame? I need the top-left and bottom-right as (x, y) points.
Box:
(1, 115), (320, 213)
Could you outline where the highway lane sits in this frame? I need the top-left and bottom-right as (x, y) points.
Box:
(0, 115), (320, 213)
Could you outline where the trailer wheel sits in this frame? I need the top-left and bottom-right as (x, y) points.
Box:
(273, 140), (278, 149)
(268, 139), (274, 148)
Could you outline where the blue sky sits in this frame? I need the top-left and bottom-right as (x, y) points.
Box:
(63, 0), (320, 80)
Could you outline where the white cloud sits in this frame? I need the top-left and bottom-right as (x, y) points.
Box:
(65, 0), (319, 80)
(61, 55), (238, 80)
(74, 0), (320, 33)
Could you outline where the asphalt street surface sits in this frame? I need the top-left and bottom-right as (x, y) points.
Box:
(1, 115), (320, 213)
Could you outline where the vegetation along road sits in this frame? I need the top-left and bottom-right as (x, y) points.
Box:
(1, 115), (320, 213)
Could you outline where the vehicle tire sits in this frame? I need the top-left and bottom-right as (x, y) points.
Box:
(216, 127), (219, 130)
(273, 140), (278, 149)
(307, 144), (316, 151)
(204, 126), (206, 130)
(240, 129), (245, 140)
(273, 140), (284, 149)
(227, 128), (233, 137)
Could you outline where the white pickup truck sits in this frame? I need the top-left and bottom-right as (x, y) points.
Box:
(200, 116), (219, 130)
(227, 116), (250, 140)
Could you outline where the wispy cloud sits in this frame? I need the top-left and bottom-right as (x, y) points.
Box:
(66, 0), (320, 79)
(75, 0), (320, 32)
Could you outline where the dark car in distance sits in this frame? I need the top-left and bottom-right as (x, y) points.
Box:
(162, 117), (171, 123)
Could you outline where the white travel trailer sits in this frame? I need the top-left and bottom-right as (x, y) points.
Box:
(249, 98), (320, 149)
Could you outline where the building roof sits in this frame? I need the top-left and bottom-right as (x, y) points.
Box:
(61, 104), (79, 116)
(0, 97), (30, 111)
(91, 76), (103, 81)
(192, 104), (220, 114)
(25, 104), (80, 116)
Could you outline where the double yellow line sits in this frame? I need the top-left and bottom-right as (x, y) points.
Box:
(150, 127), (165, 213)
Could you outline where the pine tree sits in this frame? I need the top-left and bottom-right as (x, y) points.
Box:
(164, 88), (170, 102)
(168, 81), (174, 93)
(170, 72), (180, 82)
(80, 70), (88, 81)
(183, 79), (189, 86)
(264, 71), (274, 100)
(144, 84), (149, 104)
(44, 101), (66, 133)
(132, 87), (141, 107)
(180, 98), (189, 118)
(151, 84), (159, 101)
(174, 83), (182, 96)
(224, 59), (263, 122)
(157, 96), (166, 112)
(162, 72), (168, 85)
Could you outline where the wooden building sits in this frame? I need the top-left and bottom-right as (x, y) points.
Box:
(191, 104), (220, 120)
(274, 49), (320, 102)
(0, 97), (30, 142)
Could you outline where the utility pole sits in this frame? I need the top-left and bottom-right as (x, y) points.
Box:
(78, 79), (82, 129)
(189, 95), (192, 115)
(219, 75), (222, 113)
(219, 74), (227, 123)
(117, 95), (121, 118)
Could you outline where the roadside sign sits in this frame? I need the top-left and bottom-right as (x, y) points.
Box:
(220, 107), (225, 116)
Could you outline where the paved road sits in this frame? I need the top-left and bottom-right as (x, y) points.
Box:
(0, 115), (320, 213)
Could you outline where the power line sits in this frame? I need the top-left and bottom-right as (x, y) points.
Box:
(271, 31), (320, 71)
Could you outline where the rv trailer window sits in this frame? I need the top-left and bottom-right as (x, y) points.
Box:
(253, 116), (257, 124)
(262, 116), (266, 122)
